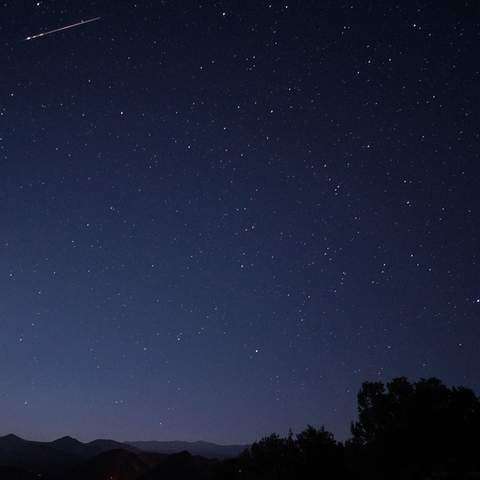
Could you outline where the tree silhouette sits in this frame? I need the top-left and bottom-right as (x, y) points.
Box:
(350, 376), (480, 478)
(238, 432), (298, 480)
(216, 427), (346, 480)
(296, 425), (340, 477)
(214, 375), (480, 479)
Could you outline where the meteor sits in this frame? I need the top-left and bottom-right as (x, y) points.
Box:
(24, 16), (101, 41)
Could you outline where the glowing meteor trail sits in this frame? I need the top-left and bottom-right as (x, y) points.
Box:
(24, 16), (101, 41)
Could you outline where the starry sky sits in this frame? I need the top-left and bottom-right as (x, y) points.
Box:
(0, 1), (479, 444)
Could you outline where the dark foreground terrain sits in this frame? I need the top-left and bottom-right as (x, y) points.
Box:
(1, 377), (480, 480)
(0, 434), (227, 480)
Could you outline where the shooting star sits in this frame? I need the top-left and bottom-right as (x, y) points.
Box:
(24, 16), (101, 41)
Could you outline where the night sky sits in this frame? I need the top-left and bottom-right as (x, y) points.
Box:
(1, 1), (479, 444)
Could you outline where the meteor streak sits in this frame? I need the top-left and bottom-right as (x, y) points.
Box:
(24, 16), (101, 41)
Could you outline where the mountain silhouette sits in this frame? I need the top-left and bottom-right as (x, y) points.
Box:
(127, 440), (248, 458)
(0, 433), (138, 477)
(50, 435), (89, 456)
(0, 433), (81, 475)
(0, 434), (222, 479)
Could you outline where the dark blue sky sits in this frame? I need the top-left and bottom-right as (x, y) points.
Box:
(0, 1), (479, 444)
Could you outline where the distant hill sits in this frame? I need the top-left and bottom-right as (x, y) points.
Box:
(0, 433), (246, 479)
(0, 433), (137, 477)
(0, 433), (81, 475)
(51, 435), (137, 457)
(127, 440), (248, 458)
(0, 433), (241, 479)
